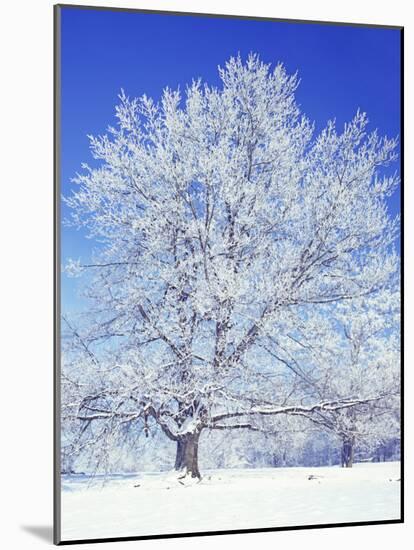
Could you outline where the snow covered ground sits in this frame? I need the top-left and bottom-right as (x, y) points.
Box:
(61, 462), (401, 542)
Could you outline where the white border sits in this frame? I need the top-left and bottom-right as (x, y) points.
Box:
(1, 1), (411, 549)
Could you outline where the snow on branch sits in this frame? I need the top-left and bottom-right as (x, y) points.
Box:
(210, 396), (384, 424)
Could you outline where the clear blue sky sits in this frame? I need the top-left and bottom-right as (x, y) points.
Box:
(59, 7), (401, 314)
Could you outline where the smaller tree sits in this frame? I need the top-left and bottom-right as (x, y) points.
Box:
(289, 291), (400, 468)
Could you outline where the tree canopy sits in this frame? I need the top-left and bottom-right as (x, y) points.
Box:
(62, 54), (400, 479)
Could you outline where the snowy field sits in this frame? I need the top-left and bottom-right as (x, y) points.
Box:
(61, 462), (401, 541)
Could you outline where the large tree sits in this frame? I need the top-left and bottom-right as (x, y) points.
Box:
(62, 54), (399, 479)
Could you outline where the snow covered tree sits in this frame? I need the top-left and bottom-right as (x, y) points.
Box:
(286, 290), (400, 468)
(62, 54), (400, 479)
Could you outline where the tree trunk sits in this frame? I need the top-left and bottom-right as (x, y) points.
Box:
(341, 436), (355, 468)
(174, 432), (201, 479)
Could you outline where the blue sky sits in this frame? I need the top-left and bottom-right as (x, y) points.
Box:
(59, 7), (401, 314)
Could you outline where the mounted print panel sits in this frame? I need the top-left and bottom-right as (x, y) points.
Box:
(54, 4), (403, 544)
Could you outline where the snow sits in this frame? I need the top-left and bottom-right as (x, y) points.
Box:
(61, 461), (401, 542)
